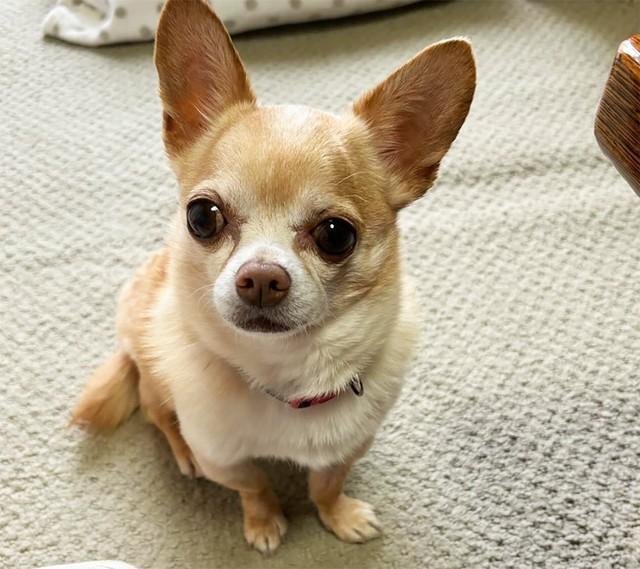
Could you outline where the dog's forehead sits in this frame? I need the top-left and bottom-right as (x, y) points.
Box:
(233, 104), (341, 147)
(212, 105), (353, 207)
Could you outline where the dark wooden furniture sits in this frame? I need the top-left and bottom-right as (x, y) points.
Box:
(595, 35), (640, 196)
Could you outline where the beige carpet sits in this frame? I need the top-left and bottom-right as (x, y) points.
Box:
(2, 1), (640, 567)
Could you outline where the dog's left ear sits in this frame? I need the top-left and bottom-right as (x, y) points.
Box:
(154, 0), (255, 157)
(353, 39), (476, 209)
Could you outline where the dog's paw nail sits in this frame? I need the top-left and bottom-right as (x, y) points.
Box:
(176, 457), (194, 478)
(244, 512), (288, 554)
(175, 452), (203, 479)
(319, 496), (382, 544)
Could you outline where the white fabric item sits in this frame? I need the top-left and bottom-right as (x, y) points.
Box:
(42, 0), (422, 46)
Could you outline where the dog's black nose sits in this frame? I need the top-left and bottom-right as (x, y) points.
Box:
(235, 262), (291, 307)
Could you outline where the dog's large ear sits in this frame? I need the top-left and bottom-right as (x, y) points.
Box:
(353, 39), (476, 209)
(155, 0), (255, 157)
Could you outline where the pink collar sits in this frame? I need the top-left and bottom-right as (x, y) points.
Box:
(265, 375), (364, 409)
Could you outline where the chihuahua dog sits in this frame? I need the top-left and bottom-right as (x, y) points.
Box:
(72, 0), (475, 554)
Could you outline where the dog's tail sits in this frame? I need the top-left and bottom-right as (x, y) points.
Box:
(70, 350), (140, 431)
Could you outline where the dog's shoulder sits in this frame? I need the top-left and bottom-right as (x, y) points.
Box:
(116, 247), (171, 360)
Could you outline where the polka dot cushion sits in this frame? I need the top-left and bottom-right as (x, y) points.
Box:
(42, 0), (423, 47)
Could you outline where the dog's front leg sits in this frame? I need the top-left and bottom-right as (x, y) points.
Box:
(308, 443), (381, 543)
(196, 457), (287, 554)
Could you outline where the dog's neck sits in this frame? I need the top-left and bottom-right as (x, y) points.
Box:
(211, 317), (386, 400)
(257, 373), (364, 409)
(175, 283), (397, 400)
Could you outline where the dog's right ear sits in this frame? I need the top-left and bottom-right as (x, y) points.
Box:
(353, 39), (476, 210)
(155, 0), (255, 157)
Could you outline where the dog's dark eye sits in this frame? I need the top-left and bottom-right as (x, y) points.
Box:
(312, 218), (356, 258)
(186, 198), (226, 240)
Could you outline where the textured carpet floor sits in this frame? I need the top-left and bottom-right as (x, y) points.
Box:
(2, 1), (640, 568)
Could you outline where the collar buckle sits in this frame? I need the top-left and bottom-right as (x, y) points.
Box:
(350, 374), (364, 397)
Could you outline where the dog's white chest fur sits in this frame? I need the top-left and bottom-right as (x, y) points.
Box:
(150, 277), (417, 470)
(173, 369), (397, 470)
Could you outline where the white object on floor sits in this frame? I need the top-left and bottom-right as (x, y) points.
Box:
(40, 562), (138, 569)
(42, 0), (421, 47)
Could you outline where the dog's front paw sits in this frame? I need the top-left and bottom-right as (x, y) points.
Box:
(317, 495), (381, 543)
(244, 511), (288, 554)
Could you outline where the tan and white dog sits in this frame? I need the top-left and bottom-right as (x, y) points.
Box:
(72, 0), (476, 554)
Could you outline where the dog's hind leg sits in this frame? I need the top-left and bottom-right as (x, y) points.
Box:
(138, 367), (201, 478)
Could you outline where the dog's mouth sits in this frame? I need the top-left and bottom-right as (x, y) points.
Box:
(217, 293), (317, 336)
(235, 316), (293, 334)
